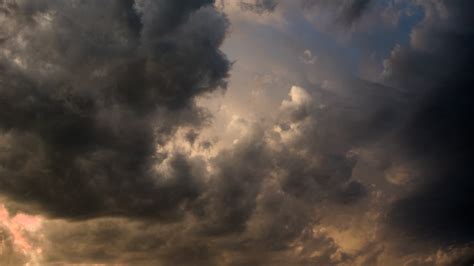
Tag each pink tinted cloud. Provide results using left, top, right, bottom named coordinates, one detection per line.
left=0, top=203, right=43, bottom=257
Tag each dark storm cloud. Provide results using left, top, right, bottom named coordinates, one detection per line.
left=2, top=0, right=473, bottom=265
left=384, top=0, right=474, bottom=246
left=0, top=1, right=388, bottom=263
left=0, top=0, right=230, bottom=219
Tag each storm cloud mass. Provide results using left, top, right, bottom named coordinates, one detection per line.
left=0, top=0, right=473, bottom=265
left=385, top=0, right=474, bottom=246
left=0, top=0, right=229, bottom=220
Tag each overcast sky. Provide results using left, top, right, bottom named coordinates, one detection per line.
left=0, top=0, right=473, bottom=265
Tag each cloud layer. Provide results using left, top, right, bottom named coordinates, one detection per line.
left=0, top=0, right=473, bottom=265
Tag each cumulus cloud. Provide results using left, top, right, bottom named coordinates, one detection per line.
left=0, top=0, right=394, bottom=257
left=2, top=78, right=400, bottom=264
left=0, top=0, right=230, bottom=219
left=0, top=0, right=473, bottom=265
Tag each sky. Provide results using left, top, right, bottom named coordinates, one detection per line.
left=0, top=0, right=473, bottom=265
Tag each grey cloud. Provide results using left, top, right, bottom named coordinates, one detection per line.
left=0, top=0, right=230, bottom=220
left=238, top=0, right=374, bottom=25
left=239, top=0, right=279, bottom=14
left=121, top=81, right=396, bottom=264
left=0, top=0, right=382, bottom=260
left=383, top=0, right=474, bottom=246
left=192, top=128, right=270, bottom=236
left=41, top=219, right=162, bottom=265
left=339, top=0, right=373, bottom=25
left=2, top=0, right=473, bottom=265
left=184, top=80, right=400, bottom=261
left=301, top=0, right=374, bottom=25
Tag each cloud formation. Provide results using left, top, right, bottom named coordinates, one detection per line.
left=0, top=0, right=229, bottom=219
left=301, top=0, right=374, bottom=25
left=239, top=0, right=279, bottom=14
left=384, top=0, right=474, bottom=246
left=31, top=82, right=394, bottom=265
left=238, top=0, right=374, bottom=26
left=0, top=0, right=473, bottom=265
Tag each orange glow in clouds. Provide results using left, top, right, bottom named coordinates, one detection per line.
left=0, top=203, right=43, bottom=259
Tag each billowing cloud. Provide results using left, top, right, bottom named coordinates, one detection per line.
left=26, top=81, right=394, bottom=265
left=383, top=0, right=474, bottom=246
left=0, top=0, right=473, bottom=265
left=0, top=0, right=229, bottom=219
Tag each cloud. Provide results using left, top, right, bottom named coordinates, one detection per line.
left=0, top=0, right=472, bottom=265
left=0, top=0, right=230, bottom=220
left=31, top=81, right=399, bottom=264
left=239, top=0, right=279, bottom=14
left=301, top=0, right=374, bottom=26
left=236, top=0, right=374, bottom=26
left=382, top=0, right=474, bottom=246
left=0, top=203, right=42, bottom=265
